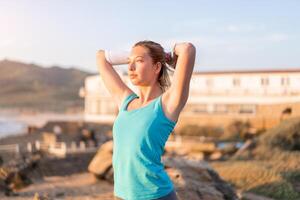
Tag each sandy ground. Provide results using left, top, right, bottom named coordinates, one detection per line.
left=0, top=173, right=115, bottom=200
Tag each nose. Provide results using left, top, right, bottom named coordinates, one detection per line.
left=128, top=60, right=135, bottom=71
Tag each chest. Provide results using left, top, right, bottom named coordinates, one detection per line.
left=113, top=110, right=159, bottom=142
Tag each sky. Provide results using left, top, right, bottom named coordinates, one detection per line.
left=0, top=0, right=299, bottom=73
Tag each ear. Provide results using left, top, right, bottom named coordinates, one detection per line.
left=155, top=62, right=162, bottom=75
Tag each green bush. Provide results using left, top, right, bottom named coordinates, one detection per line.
left=212, top=160, right=300, bottom=200
left=212, top=118, right=300, bottom=199
left=221, top=120, right=252, bottom=141
left=258, top=117, right=300, bottom=151
left=250, top=181, right=300, bottom=200
left=178, top=124, right=223, bottom=137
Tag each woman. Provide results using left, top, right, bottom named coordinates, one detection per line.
left=96, top=40, right=196, bottom=200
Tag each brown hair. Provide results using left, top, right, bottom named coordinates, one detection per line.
left=133, top=40, right=176, bottom=92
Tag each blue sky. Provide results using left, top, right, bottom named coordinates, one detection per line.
left=0, top=0, right=299, bottom=73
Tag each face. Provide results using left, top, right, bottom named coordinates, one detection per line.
left=128, top=45, right=161, bottom=86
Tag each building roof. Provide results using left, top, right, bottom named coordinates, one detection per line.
left=194, top=68, right=300, bottom=75
left=121, top=68, right=300, bottom=76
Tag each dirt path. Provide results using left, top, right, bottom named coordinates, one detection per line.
left=0, top=172, right=114, bottom=200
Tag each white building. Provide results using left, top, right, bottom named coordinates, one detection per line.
left=80, top=69, right=300, bottom=129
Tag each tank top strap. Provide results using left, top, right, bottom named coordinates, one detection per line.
left=120, top=92, right=138, bottom=111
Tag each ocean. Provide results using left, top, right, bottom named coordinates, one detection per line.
left=0, top=116, right=28, bottom=139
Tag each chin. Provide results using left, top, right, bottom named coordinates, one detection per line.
left=130, top=79, right=139, bottom=85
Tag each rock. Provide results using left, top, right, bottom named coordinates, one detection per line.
left=0, top=167, right=13, bottom=196
left=33, top=192, right=50, bottom=200
left=0, top=153, right=40, bottom=196
left=42, top=132, right=58, bottom=147
left=190, top=142, right=216, bottom=153
left=209, top=151, right=223, bottom=161
left=231, top=139, right=254, bottom=159
left=88, top=140, right=113, bottom=178
left=103, top=166, right=114, bottom=183
left=165, top=141, right=217, bottom=159
left=219, top=143, right=238, bottom=155
left=183, top=152, right=205, bottom=161
left=89, top=140, right=238, bottom=200
left=241, top=192, right=275, bottom=200
left=0, top=156, right=3, bottom=166
left=163, top=156, right=239, bottom=200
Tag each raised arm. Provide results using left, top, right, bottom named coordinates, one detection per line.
left=96, top=50, right=133, bottom=110
left=164, top=43, right=196, bottom=118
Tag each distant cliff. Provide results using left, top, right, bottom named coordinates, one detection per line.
left=0, top=59, right=94, bottom=112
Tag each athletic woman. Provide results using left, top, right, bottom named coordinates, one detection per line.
left=96, top=40, right=196, bottom=200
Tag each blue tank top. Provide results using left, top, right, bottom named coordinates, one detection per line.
left=112, top=92, right=177, bottom=200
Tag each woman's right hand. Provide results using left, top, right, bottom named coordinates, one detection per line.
left=165, top=51, right=178, bottom=69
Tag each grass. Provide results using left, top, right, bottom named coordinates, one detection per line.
left=211, top=156, right=300, bottom=200
left=210, top=117, right=300, bottom=200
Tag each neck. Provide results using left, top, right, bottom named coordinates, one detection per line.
left=137, top=83, right=162, bottom=105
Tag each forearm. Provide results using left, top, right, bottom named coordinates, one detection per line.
left=99, top=49, right=130, bottom=66
left=96, top=50, right=111, bottom=72
left=96, top=49, right=130, bottom=76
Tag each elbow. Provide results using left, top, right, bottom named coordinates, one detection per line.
left=180, top=43, right=196, bottom=56
left=96, top=49, right=104, bottom=56
left=96, top=50, right=107, bottom=70
left=184, top=43, right=196, bottom=63
left=96, top=50, right=105, bottom=61
left=186, top=43, right=196, bottom=54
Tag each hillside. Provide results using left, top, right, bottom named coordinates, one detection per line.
left=0, top=59, right=94, bottom=112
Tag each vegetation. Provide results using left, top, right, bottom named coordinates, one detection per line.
left=178, top=124, right=223, bottom=137
left=211, top=117, right=300, bottom=200
left=0, top=59, right=93, bottom=112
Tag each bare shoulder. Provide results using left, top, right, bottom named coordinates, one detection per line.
left=116, top=89, right=135, bottom=110
left=161, top=89, right=181, bottom=123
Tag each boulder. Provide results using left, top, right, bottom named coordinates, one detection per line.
left=88, top=140, right=113, bottom=179
left=0, top=153, right=40, bottom=196
left=88, top=140, right=239, bottom=200
left=163, top=156, right=239, bottom=200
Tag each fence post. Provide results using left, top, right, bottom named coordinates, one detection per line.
left=15, top=144, right=20, bottom=154
left=61, top=142, right=67, bottom=155
left=35, top=140, right=40, bottom=150
left=71, top=141, right=76, bottom=150
left=27, top=142, right=32, bottom=153
left=80, top=141, right=86, bottom=151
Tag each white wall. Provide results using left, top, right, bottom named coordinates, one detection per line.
left=82, top=70, right=300, bottom=121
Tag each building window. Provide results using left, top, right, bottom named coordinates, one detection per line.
left=97, top=100, right=101, bottom=114
left=91, top=100, right=98, bottom=114
left=206, top=78, right=213, bottom=87
left=233, top=78, right=240, bottom=87
left=281, top=77, right=290, bottom=86
left=214, top=104, right=228, bottom=113
left=239, top=104, right=256, bottom=114
left=87, top=99, right=95, bottom=114
left=194, top=104, right=207, bottom=113
left=261, top=77, right=269, bottom=86
left=186, top=104, right=207, bottom=113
